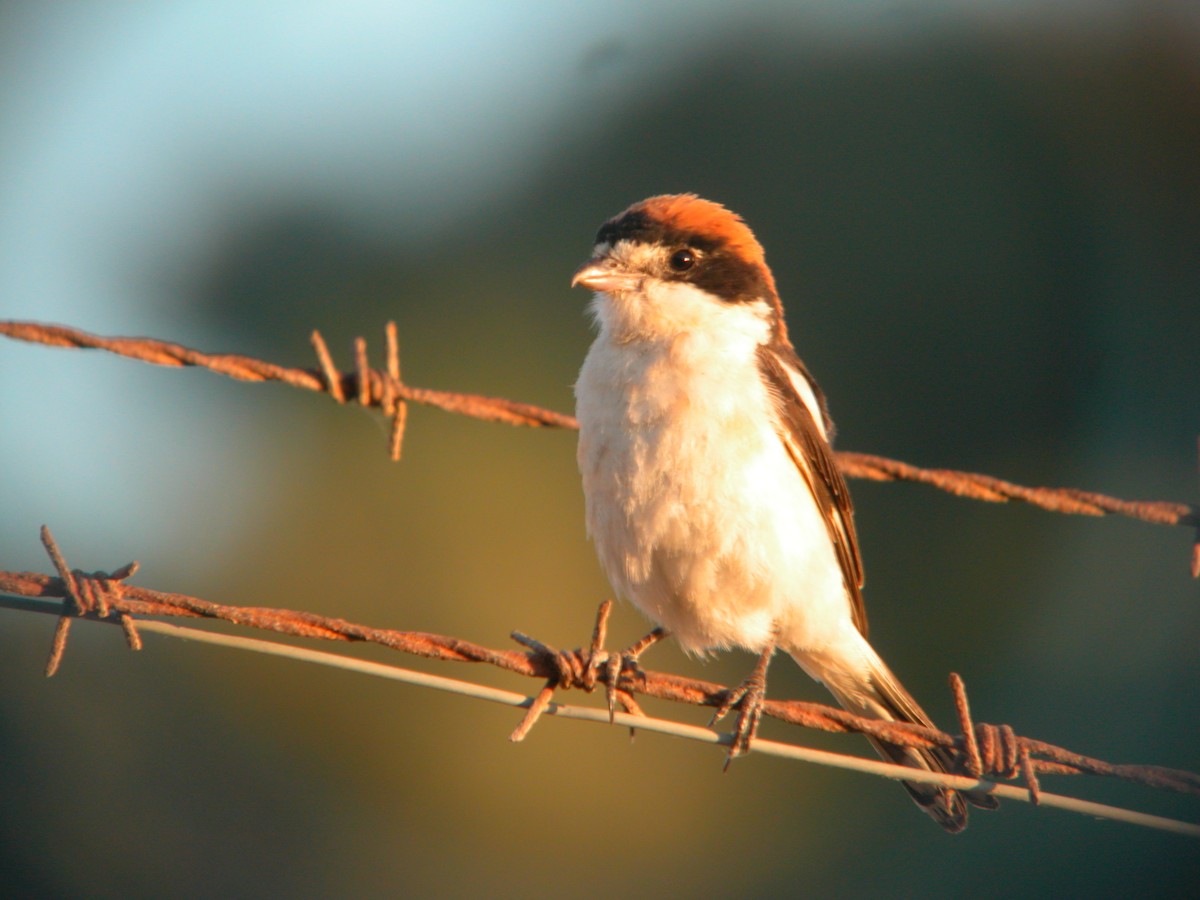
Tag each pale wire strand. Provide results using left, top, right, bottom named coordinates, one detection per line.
left=5, top=599, right=1190, bottom=840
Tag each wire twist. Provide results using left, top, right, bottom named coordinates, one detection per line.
left=39, top=525, right=142, bottom=675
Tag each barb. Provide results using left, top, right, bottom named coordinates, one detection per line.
left=2, top=320, right=1195, bottom=569
left=2, top=529, right=1198, bottom=807
left=37, top=524, right=142, bottom=676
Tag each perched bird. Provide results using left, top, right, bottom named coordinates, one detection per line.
left=571, top=194, right=993, bottom=832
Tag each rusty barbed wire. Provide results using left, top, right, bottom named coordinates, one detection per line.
left=2, top=527, right=1197, bottom=805
left=2, top=319, right=1196, bottom=574
left=836, top=450, right=1197, bottom=527
left=0, top=320, right=577, bottom=462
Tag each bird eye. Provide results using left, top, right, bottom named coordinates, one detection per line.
left=668, top=248, right=696, bottom=272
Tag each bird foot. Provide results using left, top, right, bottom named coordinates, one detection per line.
left=586, top=607, right=666, bottom=724
left=709, top=637, right=777, bottom=769
left=710, top=671, right=768, bottom=770
left=509, top=601, right=665, bottom=742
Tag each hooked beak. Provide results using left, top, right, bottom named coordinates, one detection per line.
left=571, top=258, right=642, bottom=293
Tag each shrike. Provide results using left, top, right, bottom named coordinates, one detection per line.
left=571, top=194, right=993, bottom=831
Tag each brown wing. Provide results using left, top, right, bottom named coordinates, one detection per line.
left=756, top=343, right=868, bottom=637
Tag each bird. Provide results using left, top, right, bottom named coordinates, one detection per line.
left=570, top=193, right=995, bottom=832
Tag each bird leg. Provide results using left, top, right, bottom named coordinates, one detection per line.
left=710, top=629, right=779, bottom=769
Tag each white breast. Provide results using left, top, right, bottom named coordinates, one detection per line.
left=574, top=287, right=854, bottom=657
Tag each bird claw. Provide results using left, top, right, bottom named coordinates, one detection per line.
left=591, top=619, right=666, bottom=725
left=710, top=635, right=777, bottom=769
left=602, top=651, right=622, bottom=723
left=512, top=601, right=663, bottom=741
left=710, top=670, right=769, bottom=770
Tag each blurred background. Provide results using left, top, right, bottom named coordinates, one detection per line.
left=1, top=1, right=1198, bottom=896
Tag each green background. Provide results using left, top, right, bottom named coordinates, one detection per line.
left=1, top=3, right=1197, bottom=897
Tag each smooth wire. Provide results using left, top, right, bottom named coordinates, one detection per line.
left=96, top=613, right=1200, bottom=840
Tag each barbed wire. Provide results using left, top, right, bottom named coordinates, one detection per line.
left=6, top=593, right=1197, bottom=838
left=1, top=319, right=1196, bottom=575
left=2, top=526, right=1197, bottom=820
left=2, top=319, right=1197, bottom=835
left=0, top=319, right=576, bottom=461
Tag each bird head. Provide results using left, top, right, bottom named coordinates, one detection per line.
left=572, top=194, right=790, bottom=346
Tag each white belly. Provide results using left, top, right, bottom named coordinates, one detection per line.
left=575, top=332, right=854, bottom=656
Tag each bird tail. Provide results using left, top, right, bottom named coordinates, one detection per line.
left=792, top=643, right=997, bottom=833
